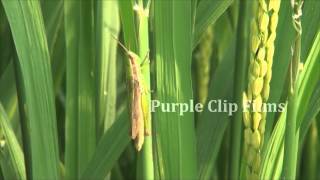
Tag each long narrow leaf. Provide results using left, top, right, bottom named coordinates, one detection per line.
left=197, top=40, right=235, bottom=179
left=1, top=1, right=60, bottom=179
left=95, top=0, right=120, bottom=138
left=261, top=109, right=286, bottom=179
left=0, top=104, right=26, bottom=180
left=153, top=1, right=197, bottom=179
left=300, top=84, right=320, bottom=140
left=297, top=31, right=320, bottom=129
left=64, top=0, right=96, bottom=178
left=266, top=0, right=320, bottom=141
left=80, top=109, right=130, bottom=179
left=193, top=0, right=233, bottom=48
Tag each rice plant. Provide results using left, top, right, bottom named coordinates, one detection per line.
left=0, top=0, right=319, bottom=180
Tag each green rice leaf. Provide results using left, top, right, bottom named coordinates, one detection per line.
left=64, top=0, right=96, bottom=178
left=297, top=31, right=320, bottom=140
left=41, top=0, right=65, bottom=93
left=265, top=0, right=320, bottom=141
left=80, top=110, right=130, bottom=179
left=193, top=0, right=233, bottom=47
left=197, top=38, right=235, bottom=180
left=0, top=3, right=13, bottom=77
left=153, top=1, right=197, bottom=179
left=300, top=84, right=320, bottom=141
left=0, top=64, right=17, bottom=121
left=1, top=1, right=60, bottom=179
left=41, top=0, right=63, bottom=52
left=118, top=0, right=138, bottom=52
left=261, top=19, right=320, bottom=180
left=0, top=103, right=26, bottom=180
left=95, top=0, right=120, bottom=138
left=260, top=109, right=286, bottom=180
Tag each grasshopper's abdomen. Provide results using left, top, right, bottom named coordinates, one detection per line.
left=128, top=55, right=145, bottom=151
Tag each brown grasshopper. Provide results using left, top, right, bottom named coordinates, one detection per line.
left=112, top=36, right=150, bottom=151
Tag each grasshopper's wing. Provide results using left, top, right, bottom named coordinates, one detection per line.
left=125, top=59, right=135, bottom=138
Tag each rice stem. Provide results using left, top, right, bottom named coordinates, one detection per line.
left=229, top=1, right=249, bottom=179
left=282, top=0, right=303, bottom=179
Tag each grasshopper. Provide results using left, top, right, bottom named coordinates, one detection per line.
left=112, top=36, right=151, bottom=151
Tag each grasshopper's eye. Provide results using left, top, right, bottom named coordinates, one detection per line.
left=128, top=52, right=139, bottom=61
left=128, top=53, right=135, bottom=60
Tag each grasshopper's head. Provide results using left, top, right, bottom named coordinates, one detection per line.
left=128, top=51, right=140, bottom=62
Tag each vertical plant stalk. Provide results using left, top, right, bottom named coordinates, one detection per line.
left=283, top=0, right=303, bottom=179
left=229, top=1, right=248, bottom=179
left=118, top=0, right=153, bottom=178
left=243, top=0, right=281, bottom=179
left=135, top=1, right=155, bottom=180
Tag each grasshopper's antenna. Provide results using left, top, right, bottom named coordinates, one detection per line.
left=111, top=34, right=130, bottom=53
